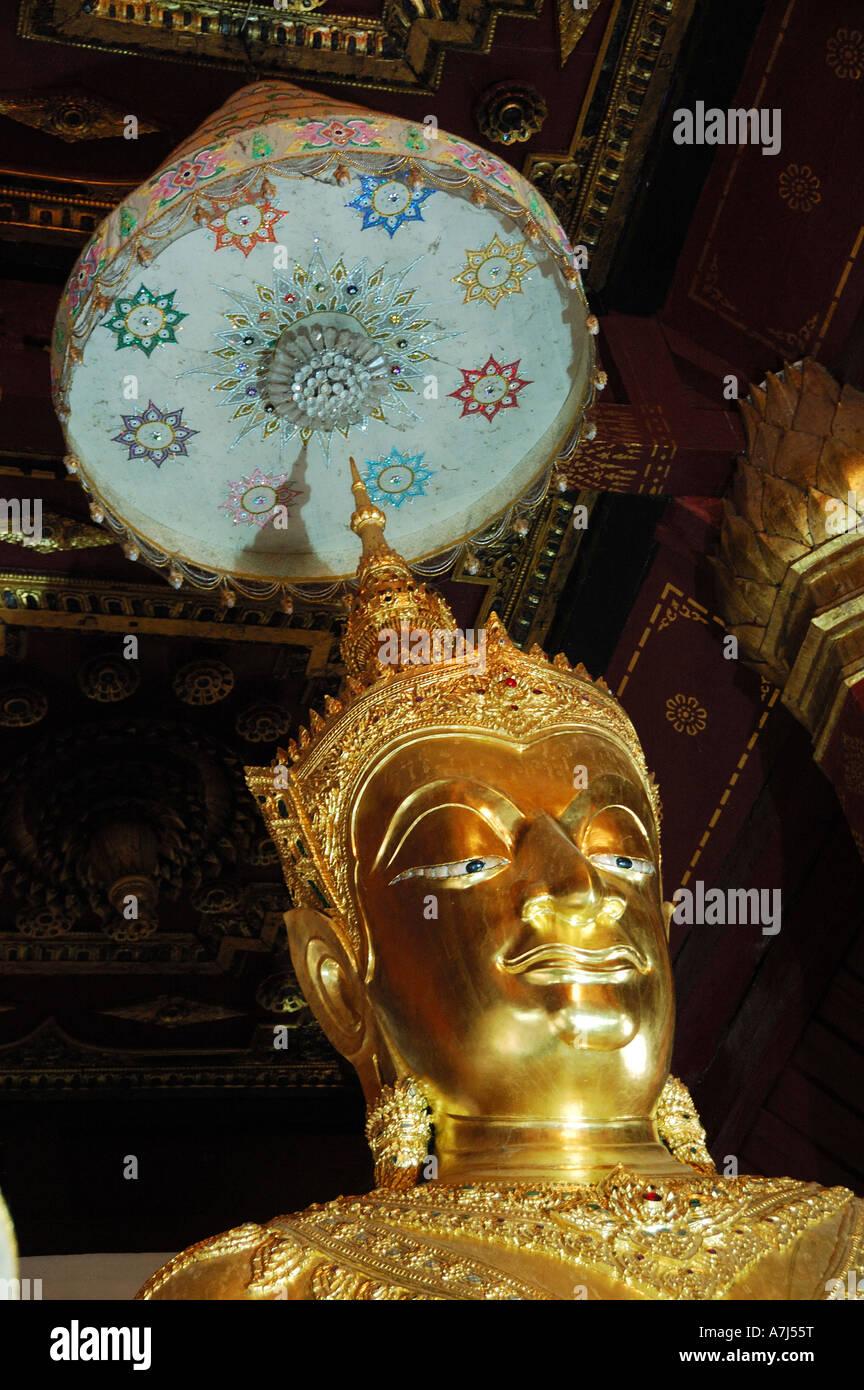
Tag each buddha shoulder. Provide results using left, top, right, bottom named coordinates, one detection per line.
left=135, top=1191, right=539, bottom=1302
left=137, top=1215, right=333, bottom=1302
left=137, top=1175, right=864, bottom=1301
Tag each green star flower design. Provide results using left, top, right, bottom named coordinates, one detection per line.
left=103, top=284, right=187, bottom=357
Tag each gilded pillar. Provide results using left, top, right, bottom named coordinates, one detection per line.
left=713, top=359, right=864, bottom=856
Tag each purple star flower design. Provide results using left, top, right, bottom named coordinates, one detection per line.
left=112, top=401, right=198, bottom=467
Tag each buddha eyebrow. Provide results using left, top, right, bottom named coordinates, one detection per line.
left=561, top=792, right=654, bottom=846
left=376, top=782, right=520, bottom=871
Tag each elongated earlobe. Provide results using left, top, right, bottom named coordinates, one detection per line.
left=285, top=906, right=382, bottom=1104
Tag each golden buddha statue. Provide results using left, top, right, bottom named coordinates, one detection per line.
left=139, top=464, right=863, bottom=1301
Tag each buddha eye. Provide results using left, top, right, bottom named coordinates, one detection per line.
left=589, top=853, right=655, bottom=880
left=389, top=855, right=509, bottom=886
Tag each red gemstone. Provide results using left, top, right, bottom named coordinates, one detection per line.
left=643, top=1190, right=660, bottom=1201
left=283, top=294, right=295, bottom=303
left=504, top=676, right=517, bottom=688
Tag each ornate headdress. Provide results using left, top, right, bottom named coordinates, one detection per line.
left=246, top=463, right=660, bottom=965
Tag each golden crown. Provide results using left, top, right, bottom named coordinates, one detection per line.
left=246, top=463, right=660, bottom=963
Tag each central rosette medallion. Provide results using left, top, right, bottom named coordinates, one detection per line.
left=264, top=318, right=390, bottom=430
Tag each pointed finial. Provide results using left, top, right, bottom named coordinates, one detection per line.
left=341, top=456, right=457, bottom=686
left=349, top=456, right=387, bottom=554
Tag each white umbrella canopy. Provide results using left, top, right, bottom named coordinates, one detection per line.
left=0, top=1187, right=17, bottom=1295
left=52, top=82, right=598, bottom=602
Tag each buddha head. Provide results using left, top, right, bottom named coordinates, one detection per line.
left=247, top=465, right=674, bottom=1181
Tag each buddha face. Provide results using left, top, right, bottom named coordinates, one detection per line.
left=350, top=728, right=674, bottom=1123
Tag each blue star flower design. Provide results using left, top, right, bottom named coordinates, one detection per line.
left=346, top=175, right=435, bottom=237
left=363, top=449, right=433, bottom=508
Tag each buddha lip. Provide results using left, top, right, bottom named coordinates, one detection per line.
left=499, top=943, right=648, bottom=975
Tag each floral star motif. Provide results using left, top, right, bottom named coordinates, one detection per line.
left=207, top=194, right=289, bottom=258
left=665, top=693, right=708, bottom=737
left=103, top=284, right=187, bottom=356
left=777, top=163, right=821, bottom=214
left=361, top=449, right=433, bottom=509
left=346, top=174, right=435, bottom=237
left=826, top=27, right=864, bottom=81
left=447, top=141, right=514, bottom=190
left=300, top=118, right=381, bottom=148
left=449, top=354, right=532, bottom=422
left=200, top=248, right=454, bottom=460
left=112, top=401, right=198, bottom=467
left=151, top=148, right=225, bottom=205
left=67, top=239, right=104, bottom=316
left=452, top=236, right=534, bottom=309
left=220, top=469, right=301, bottom=528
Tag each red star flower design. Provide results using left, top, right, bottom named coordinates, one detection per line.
left=448, top=354, right=532, bottom=422
left=208, top=194, right=288, bottom=258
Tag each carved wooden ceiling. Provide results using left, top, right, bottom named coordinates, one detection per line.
left=1, top=0, right=681, bottom=1110
left=5, top=1, right=689, bottom=277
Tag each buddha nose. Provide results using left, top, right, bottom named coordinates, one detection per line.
left=518, top=812, right=608, bottom=927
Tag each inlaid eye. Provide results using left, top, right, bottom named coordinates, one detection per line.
left=389, top=855, right=509, bottom=885
left=588, top=853, right=654, bottom=880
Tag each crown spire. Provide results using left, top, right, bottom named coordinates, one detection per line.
left=340, top=457, right=457, bottom=686
left=349, top=456, right=388, bottom=557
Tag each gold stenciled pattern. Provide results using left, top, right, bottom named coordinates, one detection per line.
left=826, top=28, right=864, bottom=81
left=665, top=693, right=708, bottom=737
left=778, top=163, right=822, bottom=214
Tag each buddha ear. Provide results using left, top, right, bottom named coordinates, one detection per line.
left=285, top=907, right=382, bottom=1103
